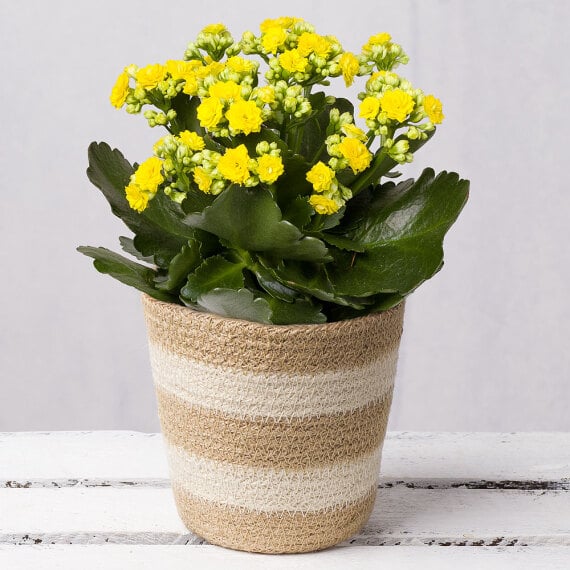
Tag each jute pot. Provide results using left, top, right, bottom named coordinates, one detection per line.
left=142, top=294, right=405, bottom=554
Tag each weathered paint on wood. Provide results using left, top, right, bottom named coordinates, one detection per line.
left=0, top=486, right=568, bottom=546
left=1, top=545, right=569, bottom=570
left=0, top=432, right=568, bottom=566
left=1, top=431, right=568, bottom=488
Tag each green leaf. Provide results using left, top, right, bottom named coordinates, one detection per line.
left=235, top=127, right=289, bottom=156
left=132, top=234, right=182, bottom=269
left=328, top=169, right=470, bottom=295
left=281, top=196, right=313, bottom=229
left=87, top=142, right=139, bottom=234
left=318, top=233, right=366, bottom=252
left=319, top=207, right=346, bottom=231
left=179, top=188, right=216, bottom=215
left=263, top=296, right=327, bottom=325
left=322, top=292, right=402, bottom=321
left=142, top=191, right=195, bottom=240
left=298, top=92, right=328, bottom=159
left=383, top=170, right=403, bottom=179
left=287, top=91, right=326, bottom=132
left=350, top=130, right=435, bottom=195
left=87, top=142, right=187, bottom=265
left=196, top=288, right=272, bottom=324
left=169, top=94, right=203, bottom=135
left=258, top=258, right=370, bottom=309
left=119, top=236, right=155, bottom=264
left=77, top=246, right=175, bottom=302
left=155, top=239, right=202, bottom=292
left=253, top=265, right=299, bottom=302
left=87, top=142, right=192, bottom=239
left=180, top=255, right=245, bottom=303
left=300, top=96, right=355, bottom=161
left=368, top=293, right=405, bottom=312
left=274, top=154, right=313, bottom=207
left=331, top=97, right=354, bottom=116
left=184, top=185, right=330, bottom=262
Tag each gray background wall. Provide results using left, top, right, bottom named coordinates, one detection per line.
left=1, top=0, right=568, bottom=432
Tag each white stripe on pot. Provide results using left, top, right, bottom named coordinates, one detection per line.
left=149, top=344, right=398, bottom=420
left=167, top=443, right=382, bottom=513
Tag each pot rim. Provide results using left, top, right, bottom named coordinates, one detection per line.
left=141, top=293, right=405, bottom=333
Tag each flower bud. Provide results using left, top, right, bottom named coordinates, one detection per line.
left=283, top=96, right=297, bottom=113
left=392, top=140, right=410, bottom=154
left=338, top=112, right=353, bottom=127
left=329, top=108, right=340, bottom=125
left=407, top=126, right=420, bottom=140
left=297, top=101, right=312, bottom=115
left=256, top=141, right=271, bottom=155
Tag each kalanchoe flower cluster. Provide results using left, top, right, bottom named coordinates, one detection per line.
left=150, top=132, right=284, bottom=202
left=108, top=17, right=445, bottom=215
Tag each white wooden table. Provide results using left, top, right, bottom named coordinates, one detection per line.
left=0, top=432, right=568, bottom=569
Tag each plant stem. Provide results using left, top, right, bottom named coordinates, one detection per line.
left=350, top=149, right=393, bottom=196
left=310, top=142, right=326, bottom=165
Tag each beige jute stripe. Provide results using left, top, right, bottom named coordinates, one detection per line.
left=157, top=385, right=393, bottom=468
left=172, top=485, right=377, bottom=554
left=149, top=342, right=398, bottom=419
left=167, top=443, right=382, bottom=512
left=143, top=295, right=404, bottom=374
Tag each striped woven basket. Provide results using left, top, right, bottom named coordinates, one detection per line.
left=142, top=294, right=405, bottom=553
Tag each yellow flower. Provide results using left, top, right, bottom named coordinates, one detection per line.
left=297, top=33, right=331, bottom=58
left=309, top=194, right=340, bottom=215
left=341, top=123, right=367, bottom=141
left=260, top=16, right=300, bottom=33
left=363, top=32, right=392, bottom=52
left=255, top=85, right=275, bottom=104
left=132, top=157, right=164, bottom=192
left=197, top=97, right=224, bottom=130
left=359, top=96, right=381, bottom=120
left=306, top=162, right=336, bottom=192
left=379, top=89, right=415, bottom=122
left=195, top=61, right=225, bottom=79
left=337, top=138, right=373, bottom=174
left=217, top=145, right=251, bottom=185
left=202, top=23, right=226, bottom=35
left=179, top=131, right=205, bottom=151
left=152, top=136, right=167, bottom=154
left=165, top=60, right=198, bottom=81
left=125, top=183, right=149, bottom=213
left=257, top=155, right=284, bottom=184
left=261, top=26, right=288, bottom=54
left=135, top=63, right=166, bottom=89
left=193, top=167, right=213, bottom=193
left=110, top=71, right=130, bottom=109
left=182, top=75, right=199, bottom=96
left=423, top=94, right=444, bottom=124
left=279, top=49, right=308, bottom=73
left=209, top=80, right=242, bottom=102
left=226, top=56, right=255, bottom=73
left=339, top=52, right=359, bottom=87
left=226, top=99, right=263, bottom=135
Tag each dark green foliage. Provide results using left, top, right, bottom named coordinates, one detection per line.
left=79, top=142, right=469, bottom=324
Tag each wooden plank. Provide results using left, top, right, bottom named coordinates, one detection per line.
left=1, top=432, right=569, bottom=488
left=1, top=486, right=568, bottom=546
left=384, top=432, right=570, bottom=488
left=0, top=432, right=169, bottom=485
left=0, top=545, right=569, bottom=570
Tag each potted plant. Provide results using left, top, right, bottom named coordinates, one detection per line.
left=79, top=16, right=469, bottom=553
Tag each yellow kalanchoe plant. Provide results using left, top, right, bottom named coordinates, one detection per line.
left=79, top=17, right=469, bottom=325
